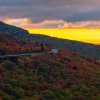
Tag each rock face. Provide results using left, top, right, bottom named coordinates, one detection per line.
left=0, top=21, right=29, bottom=38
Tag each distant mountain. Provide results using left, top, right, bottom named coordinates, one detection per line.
left=0, top=21, right=99, bottom=59
left=0, top=21, right=29, bottom=38
left=28, top=34, right=100, bottom=60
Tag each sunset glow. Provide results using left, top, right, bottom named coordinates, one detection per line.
left=1, top=0, right=100, bottom=45
left=1, top=18, right=100, bottom=45
left=27, top=28, right=100, bottom=44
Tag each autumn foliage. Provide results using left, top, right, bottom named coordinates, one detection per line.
left=0, top=32, right=100, bottom=100
left=0, top=32, right=51, bottom=55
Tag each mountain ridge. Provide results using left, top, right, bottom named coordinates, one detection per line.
left=0, top=21, right=100, bottom=60
left=0, top=21, right=29, bottom=38
left=0, top=21, right=100, bottom=100
left=27, top=34, right=100, bottom=60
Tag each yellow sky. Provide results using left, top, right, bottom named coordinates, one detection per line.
left=2, top=18, right=100, bottom=44
left=26, top=28, right=100, bottom=44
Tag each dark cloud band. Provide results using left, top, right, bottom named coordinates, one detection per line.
left=0, top=0, right=100, bottom=22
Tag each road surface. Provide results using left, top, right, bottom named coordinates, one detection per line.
left=0, top=49, right=58, bottom=59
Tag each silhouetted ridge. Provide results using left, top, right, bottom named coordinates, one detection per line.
left=28, top=34, right=100, bottom=60
left=0, top=21, right=29, bottom=38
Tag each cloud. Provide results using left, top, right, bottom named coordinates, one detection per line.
left=0, top=0, right=100, bottom=6
left=61, top=21, right=100, bottom=28
left=2, top=18, right=100, bottom=28
left=2, top=18, right=66, bottom=28
left=3, top=18, right=31, bottom=27
left=0, top=0, right=100, bottom=27
left=0, top=0, right=100, bottom=23
left=66, top=7, right=100, bottom=22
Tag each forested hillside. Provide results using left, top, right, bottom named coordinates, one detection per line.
left=0, top=49, right=100, bottom=100
left=28, top=34, right=100, bottom=60
left=0, top=21, right=28, bottom=38
left=0, top=21, right=100, bottom=59
left=0, top=32, right=50, bottom=55
left=0, top=22, right=100, bottom=100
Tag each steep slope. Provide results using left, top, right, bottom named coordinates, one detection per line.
left=0, top=23, right=100, bottom=99
left=0, top=32, right=51, bottom=55
left=0, top=49, right=100, bottom=100
left=0, top=21, right=29, bottom=38
left=28, top=34, right=100, bottom=60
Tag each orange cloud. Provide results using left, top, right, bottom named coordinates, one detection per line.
left=2, top=17, right=100, bottom=28
left=2, top=18, right=31, bottom=28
